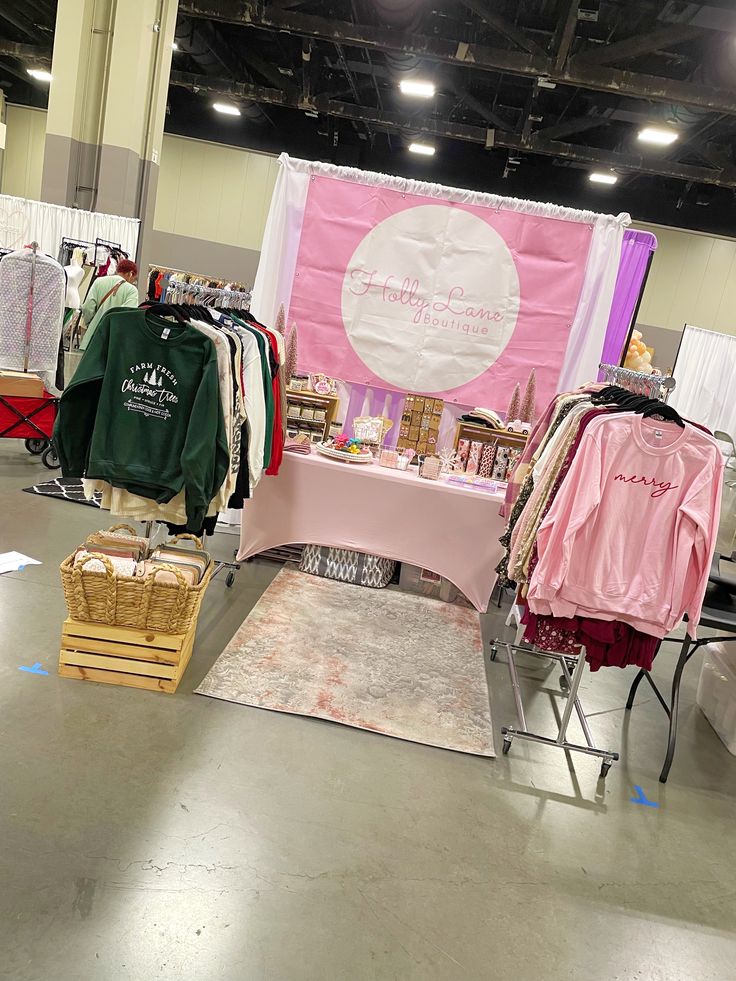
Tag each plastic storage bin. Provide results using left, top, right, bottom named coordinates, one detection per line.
left=697, top=643, right=736, bottom=756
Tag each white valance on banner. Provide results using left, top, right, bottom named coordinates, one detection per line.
left=0, top=193, right=140, bottom=261
left=252, top=153, right=629, bottom=394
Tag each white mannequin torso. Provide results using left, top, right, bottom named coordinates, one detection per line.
left=64, top=263, right=84, bottom=309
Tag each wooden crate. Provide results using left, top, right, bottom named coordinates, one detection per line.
left=58, top=617, right=197, bottom=693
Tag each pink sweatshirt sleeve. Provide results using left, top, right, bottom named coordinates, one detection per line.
left=675, top=450, right=724, bottom=639
left=530, top=429, right=603, bottom=601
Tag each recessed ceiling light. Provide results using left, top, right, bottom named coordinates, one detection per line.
left=399, top=79, right=436, bottom=98
left=409, top=142, right=435, bottom=156
left=638, top=126, right=678, bottom=146
left=213, top=103, right=241, bottom=116
left=171, top=41, right=179, bottom=50
left=589, top=171, right=618, bottom=185
left=26, top=68, right=52, bottom=83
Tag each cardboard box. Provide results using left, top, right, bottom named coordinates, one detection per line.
left=0, top=370, right=44, bottom=398
left=399, top=563, right=473, bottom=608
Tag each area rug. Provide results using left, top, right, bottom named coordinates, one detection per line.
left=196, top=567, right=494, bottom=757
left=22, top=477, right=101, bottom=508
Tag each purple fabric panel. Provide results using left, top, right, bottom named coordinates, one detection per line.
left=342, top=385, right=405, bottom=447
left=344, top=384, right=367, bottom=432
left=598, top=229, right=658, bottom=377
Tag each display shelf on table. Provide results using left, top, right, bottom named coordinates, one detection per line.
left=59, top=617, right=197, bottom=693
left=453, top=421, right=528, bottom=453
left=453, top=421, right=528, bottom=481
left=286, top=388, right=340, bottom=443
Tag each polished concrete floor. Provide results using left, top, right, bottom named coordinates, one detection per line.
left=1, top=441, right=736, bottom=981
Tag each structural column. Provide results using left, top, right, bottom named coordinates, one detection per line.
left=41, top=0, right=177, bottom=227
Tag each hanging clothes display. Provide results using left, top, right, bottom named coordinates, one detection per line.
left=0, top=245, right=65, bottom=390
left=497, top=383, right=724, bottom=671
left=54, top=286, right=283, bottom=533
left=55, top=308, right=230, bottom=531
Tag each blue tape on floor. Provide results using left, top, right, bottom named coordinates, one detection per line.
left=19, top=662, right=48, bottom=676
left=630, top=785, right=659, bottom=808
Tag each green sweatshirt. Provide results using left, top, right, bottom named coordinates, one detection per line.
left=55, top=308, right=230, bottom=531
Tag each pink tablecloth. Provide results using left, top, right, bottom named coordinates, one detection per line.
left=238, top=453, right=506, bottom=612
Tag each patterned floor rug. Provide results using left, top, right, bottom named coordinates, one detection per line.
left=196, top=567, right=495, bottom=757
left=22, top=477, right=101, bottom=508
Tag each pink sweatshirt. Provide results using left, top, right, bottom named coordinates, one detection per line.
left=528, top=414, right=724, bottom=638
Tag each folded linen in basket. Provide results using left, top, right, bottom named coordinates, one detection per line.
left=73, top=549, right=137, bottom=577
left=135, top=560, right=199, bottom=585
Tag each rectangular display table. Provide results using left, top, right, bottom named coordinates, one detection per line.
left=238, top=452, right=506, bottom=612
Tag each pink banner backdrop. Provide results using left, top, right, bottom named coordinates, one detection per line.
left=289, top=175, right=593, bottom=407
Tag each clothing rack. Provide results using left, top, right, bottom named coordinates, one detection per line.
left=492, top=640, right=620, bottom=778
left=598, top=362, right=675, bottom=402
left=164, top=281, right=251, bottom=310
left=149, top=264, right=245, bottom=289
left=58, top=238, right=95, bottom=266
left=93, top=238, right=126, bottom=266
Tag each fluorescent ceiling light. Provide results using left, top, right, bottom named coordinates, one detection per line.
left=213, top=102, right=241, bottom=116
left=26, top=68, right=52, bottom=83
left=589, top=172, right=618, bottom=185
left=399, top=79, right=436, bottom=98
left=409, top=142, right=435, bottom=156
left=638, top=126, right=678, bottom=146
left=171, top=41, right=179, bottom=50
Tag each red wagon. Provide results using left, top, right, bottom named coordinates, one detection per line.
left=0, top=390, right=59, bottom=468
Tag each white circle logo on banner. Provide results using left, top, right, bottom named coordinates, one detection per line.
left=341, top=204, right=520, bottom=393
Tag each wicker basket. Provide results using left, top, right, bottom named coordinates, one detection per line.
left=60, top=535, right=213, bottom=633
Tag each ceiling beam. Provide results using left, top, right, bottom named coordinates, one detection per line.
left=450, top=81, right=515, bottom=131
left=168, top=70, right=736, bottom=188
left=177, top=2, right=736, bottom=116
left=239, top=47, right=298, bottom=96
left=550, top=0, right=579, bottom=72
left=0, top=7, right=44, bottom=41
left=574, top=23, right=707, bottom=66
left=532, top=114, right=610, bottom=141
left=459, top=1, right=545, bottom=57
left=0, top=40, right=51, bottom=64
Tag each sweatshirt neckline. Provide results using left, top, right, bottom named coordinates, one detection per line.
left=136, top=310, right=191, bottom=346
left=631, top=413, right=689, bottom=455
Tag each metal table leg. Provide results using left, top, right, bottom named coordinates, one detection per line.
left=659, top=636, right=693, bottom=783
left=626, top=668, right=646, bottom=710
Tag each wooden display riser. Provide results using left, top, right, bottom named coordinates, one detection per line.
left=59, top=617, right=197, bottom=693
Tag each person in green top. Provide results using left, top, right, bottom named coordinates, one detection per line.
left=79, top=258, right=139, bottom=351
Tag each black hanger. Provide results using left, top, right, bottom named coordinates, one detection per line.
left=616, top=393, right=653, bottom=410
left=641, top=401, right=685, bottom=427
left=591, top=385, right=626, bottom=403
left=142, top=301, right=189, bottom=324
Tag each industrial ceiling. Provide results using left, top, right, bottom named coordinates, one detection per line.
left=4, top=1, right=736, bottom=232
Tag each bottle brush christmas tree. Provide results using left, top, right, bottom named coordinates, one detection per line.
left=519, top=369, right=537, bottom=424
left=284, top=322, right=298, bottom=386
left=275, top=303, right=286, bottom=336
left=506, top=383, right=521, bottom=422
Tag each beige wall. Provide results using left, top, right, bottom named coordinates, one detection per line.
left=634, top=220, right=736, bottom=336
left=1, top=105, right=46, bottom=200
left=153, top=134, right=279, bottom=251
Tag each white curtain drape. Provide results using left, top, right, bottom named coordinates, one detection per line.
left=251, top=153, right=629, bottom=388
left=0, top=194, right=140, bottom=260
left=671, top=324, right=736, bottom=439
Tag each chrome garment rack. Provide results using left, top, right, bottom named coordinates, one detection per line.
left=492, top=640, right=620, bottom=779
left=164, top=281, right=251, bottom=310
left=598, top=363, right=675, bottom=402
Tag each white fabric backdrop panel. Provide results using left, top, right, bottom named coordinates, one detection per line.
left=671, top=324, right=736, bottom=439
left=0, top=194, right=140, bottom=259
left=251, top=154, right=628, bottom=400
